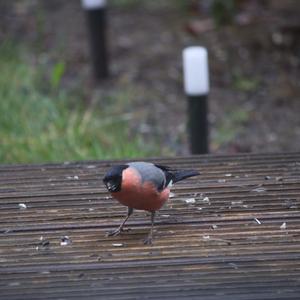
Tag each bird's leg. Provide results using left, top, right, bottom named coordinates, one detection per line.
left=144, top=211, right=156, bottom=245
left=106, top=207, right=133, bottom=237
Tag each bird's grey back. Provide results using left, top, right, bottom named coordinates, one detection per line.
left=127, top=162, right=166, bottom=191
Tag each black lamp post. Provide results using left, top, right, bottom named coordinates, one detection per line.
left=183, top=46, right=210, bottom=154
left=82, top=0, right=109, bottom=79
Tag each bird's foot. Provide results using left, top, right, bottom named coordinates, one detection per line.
left=106, top=227, right=130, bottom=237
left=106, top=228, right=122, bottom=237
left=143, top=235, right=153, bottom=245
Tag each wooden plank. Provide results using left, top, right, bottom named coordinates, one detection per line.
left=0, top=153, right=300, bottom=299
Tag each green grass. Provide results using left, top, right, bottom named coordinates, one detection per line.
left=0, top=42, right=155, bottom=164
left=232, top=73, right=260, bottom=93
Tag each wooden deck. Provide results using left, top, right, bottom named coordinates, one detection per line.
left=0, top=153, right=300, bottom=299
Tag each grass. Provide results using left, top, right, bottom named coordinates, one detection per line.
left=0, top=42, right=156, bottom=164
left=232, top=73, right=260, bottom=93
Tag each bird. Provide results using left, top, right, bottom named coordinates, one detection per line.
left=103, top=161, right=199, bottom=244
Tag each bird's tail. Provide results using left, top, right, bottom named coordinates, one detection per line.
left=172, top=170, right=200, bottom=183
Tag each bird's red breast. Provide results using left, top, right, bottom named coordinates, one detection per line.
left=111, top=167, right=170, bottom=211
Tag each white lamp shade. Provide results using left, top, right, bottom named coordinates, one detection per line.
left=183, top=46, right=209, bottom=96
left=81, top=0, right=107, bottom=9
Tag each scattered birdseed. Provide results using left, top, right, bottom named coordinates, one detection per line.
left=280, top=222, right=287, bottom=230
left=18, top=203, right=27, bottom=210
left=86, top=165, right=96, bottom=169
left=66, top=175, right=79, bottom=180
left=60, top=236, right=72, bottom=246
left=228, top=263, right=238, bottom=269
left=161, top=214, right=170, bottom=218
left=251, top=187, right=266, bottom=193
left=254, top=218, right=262, bottom=225
left=203, top=197, right=210, bottom=203
left=185, top=198, right=196, bottom=204
left=231, top=200, right=243, bottom=205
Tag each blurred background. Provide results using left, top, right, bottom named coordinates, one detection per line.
left=0, top=0, right=299, bottom=163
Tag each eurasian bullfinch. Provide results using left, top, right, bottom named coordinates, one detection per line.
left=103, top=162, right=199, bottom=244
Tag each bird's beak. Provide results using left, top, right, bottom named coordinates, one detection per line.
left=106, top=181, right=113, bottom=191
left=105, top=181, right=116, bottom=192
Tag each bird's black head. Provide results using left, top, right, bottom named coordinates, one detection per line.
left=103, top=164, right=128, bottom=192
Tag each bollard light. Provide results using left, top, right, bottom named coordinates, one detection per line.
left=81, top=0, right=109, bottom=79
left=81, top=0, right=107, bottom=9
left=183, top=46, right=210, bottom=154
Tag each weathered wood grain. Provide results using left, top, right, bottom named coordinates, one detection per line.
left=0, top=153, right=300, bottom=299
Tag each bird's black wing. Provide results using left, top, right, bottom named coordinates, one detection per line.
left=155, top=164, right=200, bottom=185
left=154, top=164, right=175, bottom=188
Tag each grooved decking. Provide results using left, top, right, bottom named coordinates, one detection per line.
left=1, top=153, right=300, bottom=299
